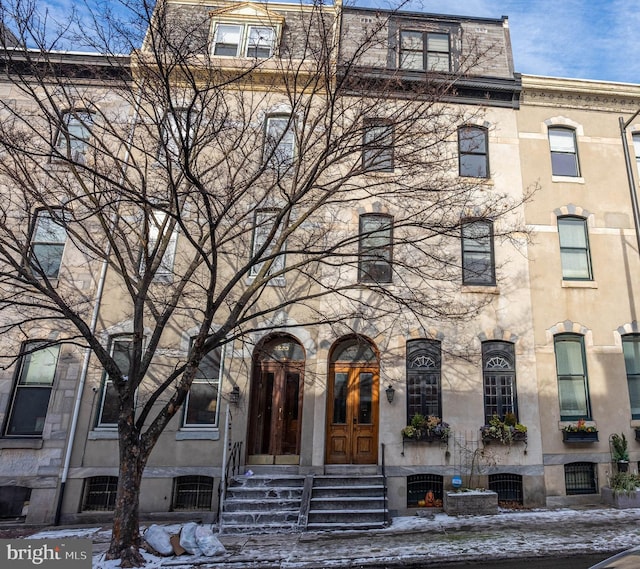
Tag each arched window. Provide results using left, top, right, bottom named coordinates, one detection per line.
left=482, top=341, right=517, bottom=424
left=406, top=339, right=441, bottom=419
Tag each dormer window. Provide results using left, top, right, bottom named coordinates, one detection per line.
left=212, top=23, right=276, bottom=58
left=399, top=30, right=450, bottom=72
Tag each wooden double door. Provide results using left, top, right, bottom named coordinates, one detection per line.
left=326, top=365, right=379, bottom=464
left=247, top=338, right=304, bottom=465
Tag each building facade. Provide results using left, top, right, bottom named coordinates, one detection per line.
left=0, top=0, right=639, bottom=526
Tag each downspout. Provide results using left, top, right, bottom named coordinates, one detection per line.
left=54, top=77, right=144, bottom=525
left=619, top=112, right=640, bottom=257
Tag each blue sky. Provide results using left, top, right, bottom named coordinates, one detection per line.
left=405, top=0, right=640, bottom=83
left=31, top=1, right=640, bottom=83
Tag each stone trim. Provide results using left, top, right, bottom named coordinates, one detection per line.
left=477, top=328, right=519, bottom=344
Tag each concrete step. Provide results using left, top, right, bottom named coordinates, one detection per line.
left=310, top=496, right=386, bottom=510
left=306, top=520, right=386, bottom=531
left=224, top=498, right=301, bottom=512
left=312, top=475, right=384, bottom=487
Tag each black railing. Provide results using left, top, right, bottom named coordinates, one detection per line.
left=381, top=443, right=390, bottom=525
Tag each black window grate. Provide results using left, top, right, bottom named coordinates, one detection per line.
left=0, top=486, right=31, bottom=518
left=82, top=476, right=118, bottom=511
left=172, top=475, right=214, bottom=511
left=565, top=462, right=597, bottom=495
left=488, top=473, right=523, bottom=505
left=407, top=474, right=443, bottom=507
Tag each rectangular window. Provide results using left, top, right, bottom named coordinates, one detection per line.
left=249, top=209, right=285, bottom=280
left=264, top=115, right=295, bottom=169
left=549, top=127, right=579, bottom=177
left=564, top=462, right=597, bottom=495
left=622, top=335, right=640, bottom=419
left=31, top=210, right=66, bottom=279
left=554, top=334, right=591, bottom=421
left=358, top=214, right=393, bottom=283
left=362, top=120, right=393, bottom=172
left=633, top=133, right=640, bottom=178
left=82, top=476, right=118, bottom=511
left=212, top=23, right=275, bottom=58
left=97, top=336, right=133, bottom=428
left=406, top=340, right=441, bottom=419
left=462, top=220, right=495, bottom=285
left=140, top=211, right=179, bottom=279
left=399, top=30, right=450, bottom=72
left=160, top=109, right=191, bottom=164
left=172, top=475, right=213, bottom=510
left=55, top=111, right=92, bottom=159
left=558, top=217, right=592, bottom=280
left=184, top=344, right=222, bottom=427
left=5, top=342, right=60, bottom=436
left=459, top=126, right=488, bottom=178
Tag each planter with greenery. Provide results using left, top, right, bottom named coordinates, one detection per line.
left=611, top=433, right=630, bottom=472
left=601, top=472, right=640, bottom=509
left=480, top=413, right=527, bottom=445
left=562, top=419, right=598, bottom=442
left=401, top=414, right=450, bottom=443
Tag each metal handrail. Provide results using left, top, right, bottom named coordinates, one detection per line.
left=217, top=405, right=243, bottom=531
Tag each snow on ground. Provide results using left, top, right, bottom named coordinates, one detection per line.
left=19, top=507, right=640, bottom=568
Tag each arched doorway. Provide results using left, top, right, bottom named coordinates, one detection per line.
left=247, top=335, right=305, bottom=465
left=326, top=336, right=379, bottom=464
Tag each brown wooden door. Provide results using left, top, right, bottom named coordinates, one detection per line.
left=248, top=361, right=303, bottom=464
left=326, top=366, right=378, bottom=464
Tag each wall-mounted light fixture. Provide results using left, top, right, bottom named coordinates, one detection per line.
left=229, top=385, right=240, bottom=405
left=385, top=384, right=395, bottom=404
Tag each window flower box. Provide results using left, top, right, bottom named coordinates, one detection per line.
left=401, top=415, right=450, bottom=444
left=562, top=419, right=598, bottom=442
left=480, top=414, right=527, bottom=445
left=562, top=430, right=598, bottom=442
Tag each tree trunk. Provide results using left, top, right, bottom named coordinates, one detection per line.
left=106, top=429, right=147, bottom=567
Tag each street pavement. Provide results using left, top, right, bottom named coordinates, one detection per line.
left=2, top=505, right=640, bottom=568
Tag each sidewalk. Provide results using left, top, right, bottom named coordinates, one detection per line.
left=4, top=506, right=640, bottom=568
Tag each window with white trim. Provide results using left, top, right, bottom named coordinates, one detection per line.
left=459, top=126, right=488, bottom=178
left=212, top=23, right=276, bottom=58
left=141, top=211, right=179, bottom=279
left=557, top=216, right=592, bottom=281
left=264, top=115, right=295, bottom=170
left=184, top=343, right=222, bottom=427
left=96, top=336, right=133, bottom=428
left=363, top=120, right=393, bottom=172
left=30, top=209, right=66, bottom=279
left=399, top=30, right=450, bottom=71
left=55, top=111, right=92, bottom=160
left=4, top=341, right=60, bottom=437
left=461, top=219, right=495, bottom=285
left=554, top=334, right=591, bottom=421
left=358, top=214, right=393, bottom=283
left=160, top=109, right=193, bottom=164
left=249, top=209, right=285, bottom=280
left=549, top=127, right=580, bottom=177
left=622, top=334, right=640, bottom=420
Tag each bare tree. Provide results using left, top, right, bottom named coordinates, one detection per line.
left=0, top=0, right=527, bottom=565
